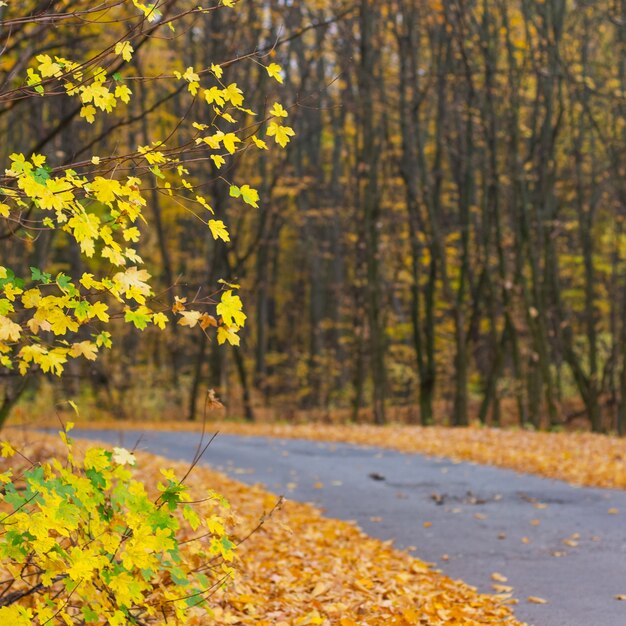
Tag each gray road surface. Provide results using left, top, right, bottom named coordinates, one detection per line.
left=74, top=429, right=626, bottom=626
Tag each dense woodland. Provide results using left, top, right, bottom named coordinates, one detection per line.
left=2, top=0, right=626, bottom=433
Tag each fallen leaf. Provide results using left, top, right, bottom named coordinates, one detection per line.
left=311, top=581, right=332, bottom=597
left=528, top=596, right=548, bottom=604
left=491, top=572, right=508, bottom=583
left=234, top=467, right=255, bottom=475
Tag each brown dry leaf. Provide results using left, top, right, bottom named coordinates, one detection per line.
left=199, top=313, right=218, bottom=329
left=423, top=521, right=433, bottom=528
left=608, top=507, right=619, bottom=515
left=614, top=595, right=626, bottom=601
left=527, top=596, right=548, bottom=604
left=491, top=572, right=508, bottom=582
left=493, top=584, right=514, bottom=593
left=369, top=516, right=382, bottom=523
left=313, top=481, right=324, bottom=489
left=530, top=519, right=541, bottom=526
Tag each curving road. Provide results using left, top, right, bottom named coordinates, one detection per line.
left=74, top=429, right=626, bottom=626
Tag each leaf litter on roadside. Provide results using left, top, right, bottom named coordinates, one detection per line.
left=6, top=433, right=523, bottom=626
left=68, top=420, right=626, bottom=490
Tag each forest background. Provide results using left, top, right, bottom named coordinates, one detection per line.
left=3, top=0, right=626, bottom=435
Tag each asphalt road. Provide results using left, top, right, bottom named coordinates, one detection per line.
left=74, top=429, right=626, bottom=626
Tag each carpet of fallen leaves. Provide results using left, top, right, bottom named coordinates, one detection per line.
left=64, top=420, right=626, bottom=490
left=5, top=433, right=521, bottom=626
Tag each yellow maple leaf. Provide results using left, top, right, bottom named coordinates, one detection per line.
left=0, top=441, right=15, bottom=458
left=153, top=312, right=168, bottom=329
left=36, top=54, right=62, bottom=78
left=211, top=154, right=226, bottom=169
left=222, top=133, right=241, bottom=154
left=114, top=41, right=134, bottom=62
left=217, top=290, right=246, bottom=327
left=89, top=301, right=109, bottom=322
left=270, top=102, right=288, bottom=118
left=209, top=219, right=230, bottom=242
left=80, top=105, right=96, bottom=124
left=68, top=341, right=98, bottom=361
left=204, top=86, right=225, bottom=107
left=112, top=447, right=136, bottom=466
left=251, top=135, right=268, bottom=150
left=223, top=83, right=244, bottom=106
left=217, top=325, right=240, bottom=346
left=0, top=315, right=21, bottom=342
left=266, top=122, right=295, bottom=148
left=266, top=63, right=284, bottom=84
left=112, top=266, right=152, bottom=303
left=42, top=348, right=69, bottom=375
left=183, top=66, right=199, bottom=83
left=21, top=289, right=41, bottom=309
left=114, top=84, right=132, bottom=104
left=178, top=310, right=202, bottom=328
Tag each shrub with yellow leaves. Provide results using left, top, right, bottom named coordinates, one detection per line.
left=0, top=426, right=235, bottom=624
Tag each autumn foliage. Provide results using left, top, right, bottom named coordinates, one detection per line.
left=2, top=0, right=624, bottom=434
left=0, top=0, right=293, bottom=423
left=0, top=0, right=294, bottom=621
left=0, top=427, right=234, bottom=624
